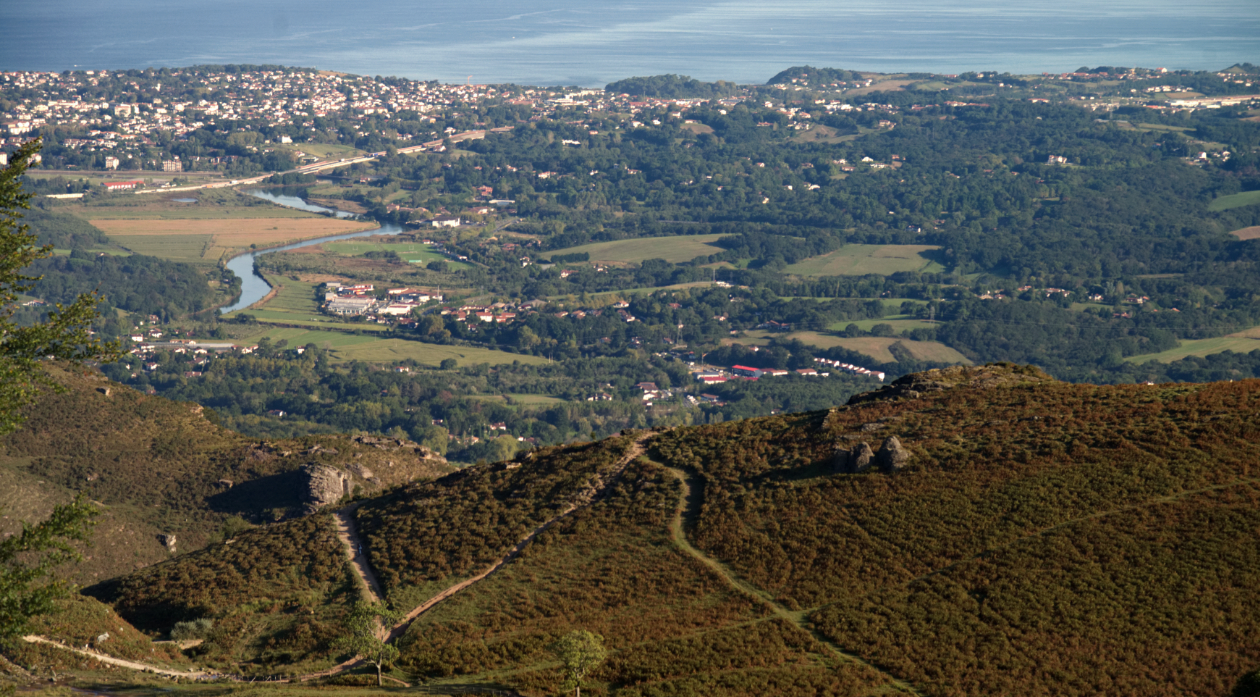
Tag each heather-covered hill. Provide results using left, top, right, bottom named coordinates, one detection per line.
left=0, top=364, right=452, bottom=583
left=27, top=365, right=1260, bottom=695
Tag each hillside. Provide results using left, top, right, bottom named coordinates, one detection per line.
left=0, top=364, right=453, bottom=583
left=16, top=365, right=1260, bottom=695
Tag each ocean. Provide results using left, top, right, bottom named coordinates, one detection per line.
left=3, top=0, right=1257, bottom=86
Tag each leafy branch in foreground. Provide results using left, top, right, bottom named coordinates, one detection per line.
left=0, top=495, right=99, bottom=643
left=0, top=138, right=120, bottom=438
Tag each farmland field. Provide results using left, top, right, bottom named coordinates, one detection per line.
left=542, top=234, right=727, bottom=264
left=230, top=325, right=544, bottom=366
left=329, top=338, right=546, bottom=366
left=1231, top=226, right=1260, bottom=240
left=1207, top=189, right=1260, bottom=211
left=788, top=333, right=970, bottom=363
left=64, top=190, right=318, bottom=220
left=91, top=217, right=377, bottom=264
left=728, top=330, right=971, bottom=364
left=784, top=244, right=944, bottom=276
left=1125, top=326, right=1260, bottom=363
left=827, top=317, right=938, bottom=332
left=470, top=393, right=570, bottom=405
left=320, top=240, right=472, bottom=269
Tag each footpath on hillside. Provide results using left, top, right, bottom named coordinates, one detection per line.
left=657, top=462, right=924, bottom=697
left=26, top=433, right=652, bottom=688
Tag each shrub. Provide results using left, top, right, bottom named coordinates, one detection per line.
left=171, top=618, right=214, bottom=641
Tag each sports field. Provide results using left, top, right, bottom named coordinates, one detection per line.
left=92, top=217, right=376, bottom=264
left=543, top=234, right=727, bottom=265
left=1208, top=190, right=1260, bottom=212
left=784, top=244, right=944, bottom=276
left=1125, top=326, right=1260, bottom=363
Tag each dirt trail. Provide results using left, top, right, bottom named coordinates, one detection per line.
left=382, top=432, right=652, bottom=643
left=27, top=434, right=652, bottom=687
left=659, top=463, right=923, bottom=697
left=20, top=636, right=216, bottom=680
left=334, top=502, right=385, bottom=606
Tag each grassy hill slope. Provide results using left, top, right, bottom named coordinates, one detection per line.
left=24, top=365, right=1260, bottom=695
left=0, top=364, right=453, bottom=584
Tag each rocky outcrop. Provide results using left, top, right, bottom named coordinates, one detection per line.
left=301, top=464, right=351, bottom=512
left=847, top=364, right=1055, bottom=406
left=157, top=534, right=177, bottom=554
left=876, top=436, right=910, bottom=472
left=834, top=438, right=909, bottom=474
left=834, top=442, right=876, bottom=474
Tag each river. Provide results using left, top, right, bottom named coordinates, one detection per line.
left=217, top=191, right=406, bottom=314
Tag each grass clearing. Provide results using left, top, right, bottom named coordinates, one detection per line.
left=228, top=324, right=544, bottom=366
left=92, top=217, right=377, bottom=264
left=320, top=240, right=473, bottom=269
left=1125, top=326, right=1260, bottom=363
left=791, top=124, right=858, bottom=144
left=331, top=338, right=546, bottom=366
left=727, top=331, right=971, bottom=364
left=469, top=393, right=570, bottom=405
left=1208, top=190, right=1260, bottom=211
left=784, top=244, right=944, bottom=276
left=543, top=234, right=727, bottom=265
left=1230, top=225, right=1260, bottom=240
left=827, top=317, right=937, bottom=332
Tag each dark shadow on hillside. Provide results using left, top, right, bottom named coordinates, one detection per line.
left=205, top=469, right=306, bottom=515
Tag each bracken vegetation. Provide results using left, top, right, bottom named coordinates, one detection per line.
left=650, top=364, right=1260, bottom=695
left=396, top=460, right=889, bottom=696
left=85, top=513, right=357, bottom=675
left=67, top=365, right=1260, bottom=694
left=357, top=434, right=638, bottom=602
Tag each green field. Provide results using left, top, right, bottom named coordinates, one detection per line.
left=784, top=244, right=944, bottom=276
left=469, top=393, right=570, bottom=405
left=320, top=240, right=472, bottom=269
left=277, top=142, right=365, bottom=159
left=1125, top=327, right=1260, bottom=363
left=106, top=234, right=214, bottom=263
left=1208, top=190, right=1260, bottom=211
left=230, top=312, right=391, bottom=331
left=827, top=316, right=938, bottom=332
left=730, top=330, right=971, bottom=364
left=231, top=325, right=547, bottom=366
left=543, top=234, right=728, bottom=264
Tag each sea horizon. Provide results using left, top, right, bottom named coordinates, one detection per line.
left=3, top=0, right=1258, bottom=87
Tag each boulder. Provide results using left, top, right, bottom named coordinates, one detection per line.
left=850, top=442, right=875, bottom=473
left=877, top=436, right=910, bottom=472
left=157, top=533, right=177, bottom=554
left=831, top=442, right=850, bottom=474
left=301, top=464, right=350, bottom=511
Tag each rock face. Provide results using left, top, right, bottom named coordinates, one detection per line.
left=301, top=464, right=351, bottom=512
left=157, top=534, right=177, bottom=554
left=876, top=436, right=911, bottom=472
left=847, top=364, right=1055, bottom=406
left=834, top=439, right=909, bottom=474
left=850, top=442, right=875, bottom=472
